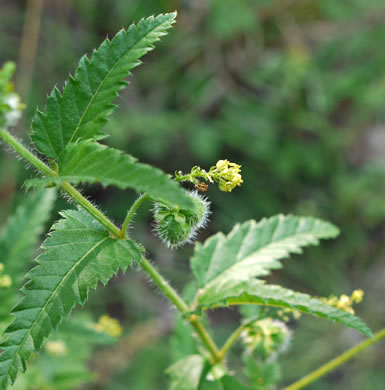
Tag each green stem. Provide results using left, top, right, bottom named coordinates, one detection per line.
left=61, top=181, right=122, bottom=238
left=174, top=173, right=194, bottom=183
left=0, top=129, right=56, bottom=177
left=0, top=129, right=121, bottom=237
left=0, top=128, right=222, bottom=363
left=140, top=256, right=220, bottom=362
left=217, top=323, right=248, bottom=362
left=140, top=255, right=189, bottom=313
left=189, top=314, right=221, bottom=362
left=283, top=327, right=385, bottom=390
left=121, top=194, right=149, bottom=237
left=216, top=315, right=261, bottom=362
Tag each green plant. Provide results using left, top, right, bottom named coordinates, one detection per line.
left=0, top=12, right=383, bottom=390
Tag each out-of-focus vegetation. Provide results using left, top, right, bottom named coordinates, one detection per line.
left=0, top=1, right=384, bottom=389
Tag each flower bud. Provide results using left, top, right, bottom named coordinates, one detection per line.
left=153, top=191, right=210, bottom=248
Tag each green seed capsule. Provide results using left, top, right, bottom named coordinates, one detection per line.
left=153, top=191, right=210, bottom=248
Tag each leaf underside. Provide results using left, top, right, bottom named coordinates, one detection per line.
left=25, top=140, right=194, bottom=209
left=191, top=215, right=372, bottom=337
left=31, top=13, right=176, bottom=159
left=199, top=280, right=373, bottom=337
left=0, top=209, right=143, bottom=390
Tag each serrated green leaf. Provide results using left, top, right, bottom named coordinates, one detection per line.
left=0, top=189, right=56, bottom=285
left=26, top=140, right=194, bottom=209
left=0, top=209, right=143, bottom=389
left=0, top=190, right=56, bottom=323
left=192, top=215, right=339, bottom=288
left=166, top=354, right=205, bottom=390
left=191, top=215, right=372, bottom=336
left=197, top=279, right=373, bottom=337
left=31, top=13, right=176, bottom=159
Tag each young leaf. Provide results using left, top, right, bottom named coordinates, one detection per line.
left=196, top=279, right=373, bottom=337
left=26, top=140, right=194, bottom=209
left=0, top=189, right=56, bottom=286
left=0, top=209, right=143, bottom=389
left=191, top=215, right=339, bottom=288
left=31, top=13, right=176, bottom=159
left=166, top=354, right=205, bottom=390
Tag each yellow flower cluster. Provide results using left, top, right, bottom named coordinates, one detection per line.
left=45, top=340, right=67, bottom=356
left=0, top=263, right=12, bottom=288
left=174, top=159, right=244, bottom=193
left=91, top=315, right=123, bottom=338
left=321, top=289, right=364, bottom=315
left=277, top=307, right=302, bottom=322
left=212, top=160, right=243, bottom=192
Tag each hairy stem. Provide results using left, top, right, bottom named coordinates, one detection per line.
left=283, top=327, right=385, bottom=390
left=0, top=128, right=222, bottom=363
left=61, top=181, right=122, bottom=238
left=217, top=323, right=248, bottom=362
left=0, top=129, right=56, bottom=177
left=121, top=194, right=149, bottom=237
left=140, top=256, right=189, bottom=313
left=140, top=256, right=220, bottom=362
left=188, top=314, right=221, bottom=362
left=0, top=129, right=121, bottom=237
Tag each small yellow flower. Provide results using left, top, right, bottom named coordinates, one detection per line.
left=175, top=159, right=243, bottom=192
left=46, top=340, right=67, bottom=356
left=0, top=275, right=12, bottom=288
left=352, top=289, right=364, bottom=304
left=337, top=294, right=351, bottom=309
left=91, top=315, right=122, bottom=338
left=216, top=160, right=228, bottom=171
left=213, top=160, right=243, bottom=192
left=321, top=289, right=364, bottom=315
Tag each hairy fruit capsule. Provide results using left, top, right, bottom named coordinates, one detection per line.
left=153, top=191, right=210, bottom=248
left=241, top=318, right=291, bottom=362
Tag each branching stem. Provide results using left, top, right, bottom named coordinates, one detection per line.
left=283, top=327, right=385, bottom=390
left=189, top=314, right=221, bottom=362
left=0, top=128, right=221, bottom=363
left=61, top=181, right=122, bottom=238
left=5, top=127, right=379, bottom=378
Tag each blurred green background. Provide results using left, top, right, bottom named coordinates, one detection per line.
left=0, top=0, right=384, bottom=389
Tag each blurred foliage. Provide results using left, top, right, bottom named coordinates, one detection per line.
left=0, top=0, right=384, bottom=389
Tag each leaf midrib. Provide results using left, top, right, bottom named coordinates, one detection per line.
left=5, top=235, right=109, bottom=379
left=203, top=231, right=322, bottom=286
left=68, top=20, right=165, bottom=146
